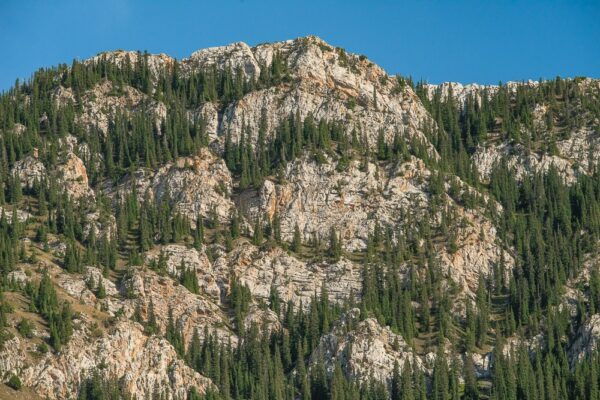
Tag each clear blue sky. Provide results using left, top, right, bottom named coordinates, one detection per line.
left=1, top=0, right=599, bottom=91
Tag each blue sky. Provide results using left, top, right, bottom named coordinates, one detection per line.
left=1, top=0, right=599, bottom=91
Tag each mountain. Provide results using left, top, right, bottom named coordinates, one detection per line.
left=0, top=36, right=599, bottom=399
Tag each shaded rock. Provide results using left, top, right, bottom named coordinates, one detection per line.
left=570, top=314, right=600, bottom=364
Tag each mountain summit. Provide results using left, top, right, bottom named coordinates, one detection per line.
left=85, top=36, right=434, bottom=151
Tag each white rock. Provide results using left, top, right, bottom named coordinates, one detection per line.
left=312, top=311, right=423, bottom=384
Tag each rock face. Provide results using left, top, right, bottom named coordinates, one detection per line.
left=242, top=156, right=430, bottom=252
left=82, top=210, right=117, bottom=241
left=11, top=142, right=102, bottom=200
left=427, top=79, right=600, bottom=184
left=312, top=311, right=423, bottom=384
left=422, top=81, right=548, bottom=107
left=438, top=200, right=512, bottom=294
left=184, top=42, right=261, bottom=79
left=473, top=140, right=583, bottom=184
left=147, top=239, right=363, bottom=309
left=569, top=314, right=600, bottom=364
left=57, top=266, right=119, bottom=305
left=241, top=154, right=511, bottom=295
left=55, top=264, right=234, bottom=345
left=113, top=148, right=234, bottom=223
left=87, top=50, right=176, bottom=79
left=0, top=206, right=31, bottom=223
left=123, top=267, right=234, bottom=344
left=218, top=37, right=435, bottom=151
left=1, top=321, right=213, bottom=400
left=56, top=152, right=94, bottom=199
left=145, top=244, right=221, bottom=301
left=218, top=241, right=363, bottom=307
left=55, top=79, right=167, bottom=136
left=12, top=155, right=46, bottom=188
left=80, top=37, right=436, bottom=155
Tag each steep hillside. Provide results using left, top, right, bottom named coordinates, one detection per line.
left=0, top=36, right=599, bottom=399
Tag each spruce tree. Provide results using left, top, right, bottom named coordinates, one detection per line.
left=291, top=224, right=302, bottom=253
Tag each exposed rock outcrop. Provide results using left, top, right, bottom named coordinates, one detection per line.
left=218, top=37, right=435, bottom=151
left=145, top=244, right=221, bottom=301
left=242, top=155, right=512, bottom=295
left=427, top=79, right=600, bottom=184
left=184, top=42, right=261, bottom=79
left=0, top=321, right=213, bottom=400
left=312, top=310, right=423, bottom=384
left=569, top=314, right=600, bottom=364
left=112, top=148, right=234, bottom=224
left=242, top=156, right=431, bottom=252
left=12, top=155, right=46, bottom=188
left=56, top=152, right=94, bottom=200
left=217, top=241, right=362, bottom=307
left=66, top=37, right=438, bottom=158
left=54, top=80, right=167, bottom=136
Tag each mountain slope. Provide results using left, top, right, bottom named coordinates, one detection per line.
left=0, top=36, right=599, bottom=399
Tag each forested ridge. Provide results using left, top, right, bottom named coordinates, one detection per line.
left=1, top=38, right=600, bottom=400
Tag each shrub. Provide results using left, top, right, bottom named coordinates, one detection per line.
left=7, top=374, right=22, bottom=390
left=37, top=342, right=49, bottom=354
left=17, top=319, right=34, bottom=338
